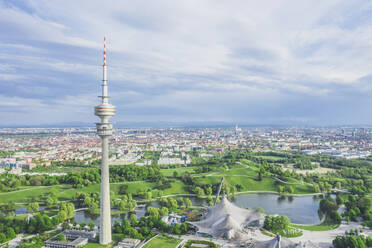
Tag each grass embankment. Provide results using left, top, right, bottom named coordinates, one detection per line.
left=194, top=165, right=313, bottom=194
left=290, top=223, right=339, bottom=231
left=143, top=235, right=181, bottom=248
left=29, top=166, right=92, bottom=173
left=0, top=185, right=69, bottom=203
left=255, top=155, right=285, bottom=161
left=0, top=180, right=188, bottom=204
left=82, top=243, right=108, bottom=248
left=261, top=228, right=302, bottom=238
left=260, top=229, right=275, bottom=237
left=185, top=240, right=219, bottom=247
left=290, top=214, right=340, bottom=231
left=160, top=166, right=198, bottom=176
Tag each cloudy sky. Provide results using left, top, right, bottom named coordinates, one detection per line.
left=1, top=0, right=372, bottom=126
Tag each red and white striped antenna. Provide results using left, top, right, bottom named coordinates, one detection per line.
left=103, top=36, right=107, bottom=66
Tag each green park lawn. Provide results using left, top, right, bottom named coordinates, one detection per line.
left=255, top=155, right=285, bottom=161
left=194, top=171, right=312, bottom=194
left=162, top=181, right=188, bottom=195
left=160, top=166, right=198, bottom=176
left=239, top=159, right=256, bottom=165
left=224, top=166, right=259, bottom=177
left=0, top=164, right=314, bottom=205
left=0, top=185, right=69, bottom=204
left=110, top=181, right=156, bottom=195
left=143, top=235, right=181, bottom=248
left=290, top=223, right=340, bottom=231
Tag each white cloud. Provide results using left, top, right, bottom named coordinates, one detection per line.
left=1, top=0, right=372, bottom=125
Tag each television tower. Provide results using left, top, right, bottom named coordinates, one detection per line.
left=95, top=36, right=114, bottom=244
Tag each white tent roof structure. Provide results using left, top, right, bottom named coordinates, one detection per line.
left=241, top=235, right=320, bottom=248
left=190, top=195, right=264, bottom=239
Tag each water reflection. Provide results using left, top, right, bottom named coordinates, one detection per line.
left=15, top=207, right=45, bottom=216
left=231, top=193, right=326, bottom=224
left=72, top=193, right=330, bottom=226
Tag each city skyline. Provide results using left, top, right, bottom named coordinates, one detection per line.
left=1, top=1, right=372, bottom=126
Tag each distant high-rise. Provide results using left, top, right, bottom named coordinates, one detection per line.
left=235, top=124, right=241, bottom=136
left=94, top=36, right=114, bottom=245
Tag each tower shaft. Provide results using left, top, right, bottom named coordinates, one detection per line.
left=100, top=136, right=111, bottom=244
left=95, top=36, right=115, bottom=245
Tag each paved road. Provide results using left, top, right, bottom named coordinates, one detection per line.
left=291, top=221, right=372, bottom=248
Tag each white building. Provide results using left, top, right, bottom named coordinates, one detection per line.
left=115, top=238, right=141, bottom=248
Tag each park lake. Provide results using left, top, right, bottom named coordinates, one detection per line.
left=73, top=193, right=331, bottom=226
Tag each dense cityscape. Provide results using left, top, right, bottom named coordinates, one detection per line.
left=1, top=126, right=372, bottom=174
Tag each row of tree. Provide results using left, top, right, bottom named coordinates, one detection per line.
left=333, top=229, right=372, bottom=248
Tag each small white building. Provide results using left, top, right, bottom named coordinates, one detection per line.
left=161, top=213, right=185, bottom=226
left=115, top=238, right=141, bottom=248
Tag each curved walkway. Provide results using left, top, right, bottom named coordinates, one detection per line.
left=291, top=221, right=372, bottom=248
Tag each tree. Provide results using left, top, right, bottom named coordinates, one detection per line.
left=128, top=200, right=136, bottom=210
left=181, top=223, right=188, bottom=233
left=312, top=184, right=320, bottom=193
left=185, top=198, right=192, bottom=208
left=230, top=185, right=236, bottom=196
left=113, top=221, right=122, bottom=233
left=333, top=234, right=369, bottom=248
left=119, top=200, right=126, bottom=211
left=29, top=176, right=43, bottom=186
left=57, top=210, right=67, bottom=222
left=160, top=207, right=169, bottom=216
left=324, top=182, right=332, bottom=193
left=88, top=221, right=95, bottom=230
left=119, top=184, right=128, bottom=194
left=60, top=202, right=75, bottom=219
left=121, top=219, right=131, bottom=234
left=336, top=195, right=344, bottom=206
left=6, top=228, right=16, bottom=239
left=236, top=184, right=242, bottom=191
left=145, top=191, right=152, bottom=200
left=177, top=197, right=184, bottom=207
left=264, top=215, right=290, bottom=233
left=357, top=197, right=372, bottom=214
left=56, top=234, right=66, bottom=241
left=205, top=186, right=213, bottom=196
left=195, top=187, right=204, bottom=197
left=335, top=182, right=341, bottom=189
left=173, top=171, right=178, bottom=178
left=258, top=169, right=263, bottom=181
left=319, top=197, right=338, bottom=214
left=207, top=195, right=213, bottom=206
left=168, top=197, right=178, bottom=210
left=46, top=196, right=58, bottom=206
left=83, top=197, right=92, bottom=207
left=130, top=214, right=137, bottom=226
left=284, top=185, right=294, bottom=194
left=278, top=186, right=284, bottom=193
left=140, top=226, right=150, bottom=236
left=329, top=210, right=341, bottom=224
left=27, top=202, right=39, bottom=213
left=0, top=233, right=6, bottom=243
left=146, top=206, right=159, bottom=218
